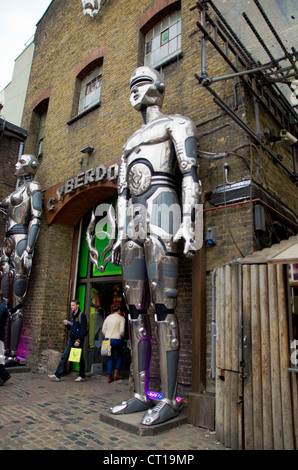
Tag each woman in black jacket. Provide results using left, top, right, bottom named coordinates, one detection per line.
left=48, top=299, right=87, bottom=382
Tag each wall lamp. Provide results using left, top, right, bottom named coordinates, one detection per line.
left=80, top=145, right=94, bottom=155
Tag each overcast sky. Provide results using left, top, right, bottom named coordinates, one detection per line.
left=0, top=0, right=53, bottom=91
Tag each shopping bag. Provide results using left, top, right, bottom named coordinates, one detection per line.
left=0, top=340, right=5, bottom=365
left=101, top=339, right=111, bottom=356
left=68, top=347, right=82, bottom=362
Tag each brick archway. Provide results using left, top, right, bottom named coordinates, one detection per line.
left=44, top=180, right=117, bottom=227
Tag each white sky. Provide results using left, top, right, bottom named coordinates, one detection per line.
left=0, top=0, right=53, bottom=91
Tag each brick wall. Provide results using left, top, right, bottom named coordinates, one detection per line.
left=23, top=219, right=74, bottom=368
left=18, top=0, right=297, bottom=396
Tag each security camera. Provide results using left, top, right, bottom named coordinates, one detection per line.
left=80, top=145, right=94, bottom=154
left=206, top=226, right=216, bottom=246
left=280, top=130, right=297, bottom=145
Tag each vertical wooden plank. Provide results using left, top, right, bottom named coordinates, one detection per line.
left=242, top=264, right=254, bottom=449
left=231, top=263, right=242, bottom=450
left=231, top=263, right=240, bottom=373
left=237, top=263, right=244, bottom=450
left=216, top=368, right=225, bottom=444
left=276, top=264, right=294, bottom=450
left=230, top=370, right=240, bottom=449
left=225, top=265, right=232, bottom=372
left=216, top=266, right=225, bottom=370
left=215, top=266, right=224, bottom=445
left=259, top=264, right=273, bottom=449
left=251, top=264, right=263, bottom=449
left=268, top=264, right=283, bottom=449
left=237, top=366, right=244, bottom=450
left=224, top=369, right=231, bottom=448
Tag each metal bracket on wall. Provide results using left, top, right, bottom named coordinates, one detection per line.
left=190, top=0, right=298, bottom=182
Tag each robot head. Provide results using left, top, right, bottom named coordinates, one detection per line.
left=129, top=66, right=165, bottom=111
left=15, top=154, right=39, bottom=177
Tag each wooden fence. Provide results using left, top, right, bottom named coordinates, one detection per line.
left=215, top=262, right=298, bottom=450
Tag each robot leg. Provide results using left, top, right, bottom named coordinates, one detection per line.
left=0, top=273, right=25, bottom=359
left=111, top=310, right=152, bottom=414
left=141, top=309, right=180, bottom=425
left=142, top=236, right=181, bottom=425
left=9, top=308, right=23, bottom=358
left=9, top=270, right=28, bottom=359
left=0, top=254, right=10, bottom=305
left=110, top=240, right=152, bottom=414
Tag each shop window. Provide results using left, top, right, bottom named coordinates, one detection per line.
left=37, top=111, right=47, bottom=158
left=144, top=10, right=181, bottom=68
left=77, top=196, right=121, bottom=279
left=32, top=96, right=50, bottom=159
left=78, top=65, right=102, bottom=114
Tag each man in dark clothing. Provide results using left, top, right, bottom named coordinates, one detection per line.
left=48, top=299, right=87, bottom=382
left=0, top=291, right=11, bottom=386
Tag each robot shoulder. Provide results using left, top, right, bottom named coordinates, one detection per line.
left=167, top=114, right=198, bottom=138
left=27, top=181, right=41, bottom=194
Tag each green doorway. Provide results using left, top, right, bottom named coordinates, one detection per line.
left=74, top=200, right=130, bottom=375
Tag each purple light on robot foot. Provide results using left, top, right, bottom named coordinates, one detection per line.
left=147, top=391, right=182, bottom=403
left=16, top=338, right=28, bottom=360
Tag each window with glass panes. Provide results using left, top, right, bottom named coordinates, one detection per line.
left=37, top=111, right=47, bottom=157
left=144, top=10, right=181, bottom=68
left=78, top=66, right=102, bottom=114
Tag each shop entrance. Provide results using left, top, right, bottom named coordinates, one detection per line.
left=84, top=280, right=130, bottom=375
left=73, top=203, right=130, bottom=376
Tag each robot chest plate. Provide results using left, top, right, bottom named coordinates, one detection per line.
left=126, top=141, right=175, bottom=196
left=127, top=141, right=175, bottom=172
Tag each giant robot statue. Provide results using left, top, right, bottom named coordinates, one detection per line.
left=109, top=66, right=201, bottom=426
left=0, top=154, right=42, bottom=362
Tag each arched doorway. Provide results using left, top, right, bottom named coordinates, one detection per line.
left=74, top=197, right=130, bottom=375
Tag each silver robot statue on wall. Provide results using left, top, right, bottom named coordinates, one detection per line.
left=109, top=66, right=201, bottom=426
left=0, top=154, right=42, bottom=362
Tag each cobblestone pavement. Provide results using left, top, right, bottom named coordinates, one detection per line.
left=0, top=371, right=226, bottom=452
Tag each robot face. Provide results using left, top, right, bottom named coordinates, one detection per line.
left=15, top=154, right=38, bottom=177
left=129, top=66, right=165, bottom=110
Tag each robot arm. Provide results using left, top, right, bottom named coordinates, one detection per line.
left=22, top=185, right=43, bottom=269
left=0, top=202, right=6, bottom=215
left=0, top=196, right=8, bottom=214
left=112, top=153, right=129, bottom=265
left=170, top=118, right=201, bottom=256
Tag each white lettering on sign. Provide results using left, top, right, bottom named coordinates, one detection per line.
left=46, top=163, right=119, bottom=212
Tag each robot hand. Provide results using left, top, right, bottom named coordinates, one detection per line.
left=111, top=239, right=122, bottom=266
left=0, top=201, right=6, bottom=215
left=21, top=250, right=33, bottom=270
left=174, top=222, right=196, bottom=258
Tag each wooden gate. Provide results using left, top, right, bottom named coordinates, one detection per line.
left=215, top=262, right=297, bottom=450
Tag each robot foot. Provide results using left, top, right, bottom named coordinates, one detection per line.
left=141, top=398, right=179, bottom=426
left=110, top=393, right=150, bottom=415
left=5, top=356, right=26, bottom=367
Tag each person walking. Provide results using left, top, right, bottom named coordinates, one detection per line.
left=0, top=291, right=11, bottom=386
left=102, top=305, right=125, bottom=383
left=48, top=299, right=87, bottom=382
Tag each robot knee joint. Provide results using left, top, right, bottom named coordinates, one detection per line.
left=155, top=310, right=179, bottom=351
